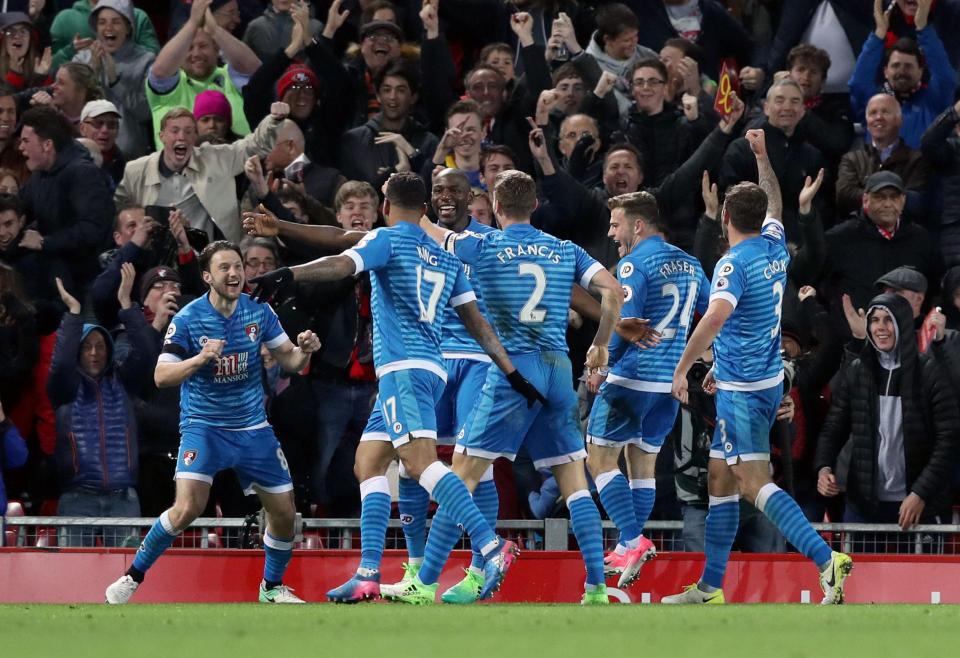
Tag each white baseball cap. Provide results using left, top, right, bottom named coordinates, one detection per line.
left=80, top=100, right=121, bottom=122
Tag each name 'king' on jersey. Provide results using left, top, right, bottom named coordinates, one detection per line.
left=609, top=236, right=710, bottom=390
left=709, top=217, right=789, bottom=390
left=160, top=293, right=288, bottom=431
left=343, top=221, right=475, bottom=381
left=446, top=223, right=604, bottom=354
left=439, top=218, right=497, bottom=359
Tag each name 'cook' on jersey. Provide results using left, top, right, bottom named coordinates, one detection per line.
left=343, top=221, right=476, bottom=381
left=160, top=293, right=288, bottom=431
left=608, top=236, right=709, bottom=390
left=446, top=223, right=604, bottom=354
left=709, top=217, right=789, bottom=390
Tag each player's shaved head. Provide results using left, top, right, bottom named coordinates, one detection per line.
left=432, top=168, right=472, bottom=231
left=435, top=168, right=470, bottom=189
left=385, top=171, right=427, bottom=210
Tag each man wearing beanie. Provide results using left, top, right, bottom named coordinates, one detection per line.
left=194, top=90, right=234, bottom=140
left=147, top=0, right=260, bottom=149
left=243, top=0, right=323, bottom=64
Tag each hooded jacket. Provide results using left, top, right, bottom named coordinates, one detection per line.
left=815, top=293, right=959, bottom=518
left=49, top=0, right=159, bottom=69
left=47, top=308, right=156, bottom=492
left=70, top=0, right=156, bottom=159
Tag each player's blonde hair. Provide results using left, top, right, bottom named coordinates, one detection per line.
left=492, top=170, right=537, bottom=219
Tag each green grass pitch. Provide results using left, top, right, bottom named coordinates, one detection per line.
left=4, top=604, right=960, bottom=658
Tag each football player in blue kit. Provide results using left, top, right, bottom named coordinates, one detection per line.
left=250, top=172, right=544, bottom=603
left=105, top=241, right=322, bottom=604
left=666, top=130, right=852, bottom=604
left=585, top=191, right=709, bottom=589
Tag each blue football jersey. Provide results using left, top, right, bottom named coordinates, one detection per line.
left=160, top=293, right=288, bottom=431
left=448, top=223, right=604, bottom=354
left=609, top=236, right=709, bottom=391
left=709, top=218, right=789, bottom=390
left=344, top=221, right=475, bottom=380
left=439, top=218, right=497, bottom=358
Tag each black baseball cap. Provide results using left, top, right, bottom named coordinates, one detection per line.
left=864, top=171, right=905, bottom=194
left=876, top=266, right=927, bottom=294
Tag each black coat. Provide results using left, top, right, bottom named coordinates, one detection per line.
left=20, top=141, right=115, bottom=297
left=535, top=124, right=733, bottom=265
left=823, top=212, right=942, bottom=324
left=815, top=294, right=960, bottom=518
left=621, top=103, right=712, bottom=188
left=720, top=121, right=828, bottom=240
left=340, top=115, right=439, bottom=191
left=920, top=105, right=960, bottom=237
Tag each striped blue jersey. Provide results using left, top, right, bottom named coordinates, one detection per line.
left=709, top=218, right=789, bottom=390
left=160, top=293, right=288, bottom=430
left=609, top=236, right=709, bottom=391
left=439, top=218, right=497, bottom=359
left=448, top=223, right=604, bottom=354
left=344, top=221, right=475, bottom=381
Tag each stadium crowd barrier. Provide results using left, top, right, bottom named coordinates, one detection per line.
left=3, top=518, right=960, bottom=603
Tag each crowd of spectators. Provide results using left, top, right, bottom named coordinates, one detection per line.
left=2, top=0, right=960, bottom=551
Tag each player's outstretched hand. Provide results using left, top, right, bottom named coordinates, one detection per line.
left=249, top=267, right=293, bottom=303
left=242, top=204, right=281, bottom=237
left=701, top=367, right=717, bottom=396
left=671, top=370, right=689, bottom=405
left=585, top=344, right=608, bottom=372
left=507, top=370, right=546, bottom=408
left=616, top=317, right=661, bottom=349
left=297, top=330, right=321, bottom=354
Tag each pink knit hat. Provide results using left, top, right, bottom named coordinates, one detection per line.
left=193, top=90, right=232, bottom=123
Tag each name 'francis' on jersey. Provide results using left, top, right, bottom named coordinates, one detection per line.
left=709, top=217, right=789, bottom=391
left=609, top=236, right=710, bottom=391
left=445, top=223, right=604, bottom=355
left=343, top=221, right=476, bottom=382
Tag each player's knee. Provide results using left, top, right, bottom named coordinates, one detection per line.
left=169, top=499, right=204, bottom=530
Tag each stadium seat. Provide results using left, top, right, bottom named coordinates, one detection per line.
left=4, top=501, right=24, bottom=547
left=5, top=501, right=24, bottom=517
left=35, top=527, right=57, bottom=548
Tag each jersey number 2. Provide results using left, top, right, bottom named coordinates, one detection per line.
left=416, top=265, right=445, bottom=323
left=519, top=263, right=547, bottom=323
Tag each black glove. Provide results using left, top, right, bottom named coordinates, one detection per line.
left=249, top=267, right=293, bottom=303
left=507, top=370, right=547, bottom=409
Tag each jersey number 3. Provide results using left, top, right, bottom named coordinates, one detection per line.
left=416, top=265, right=445, bottom=323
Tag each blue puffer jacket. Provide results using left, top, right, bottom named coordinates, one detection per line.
left=47, top=309, right=156, bottom=492
left=1, top=419, right=28, bottom=513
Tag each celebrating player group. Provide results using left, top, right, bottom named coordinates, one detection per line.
left=104, top=128, right=852, bottom=606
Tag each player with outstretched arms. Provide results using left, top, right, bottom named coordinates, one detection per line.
left=585, top=191, right=709, bottom=589
left=250, top=172, right=541, bottom=602
left=105, top=241, right=321, bottom=604
left=666, top=130, right=852, bottom=604
left=397, top=167, right=624, bottom=605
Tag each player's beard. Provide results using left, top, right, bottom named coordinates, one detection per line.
left=211, top=276, right=243, bottom=302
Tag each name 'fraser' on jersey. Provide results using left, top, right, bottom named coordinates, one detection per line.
left=609, top=236, right=710, bottom=389
left=709, top=218, right=790, bottom=390
left=344, top=222, right=475, bottom=380
left=447, top=223, right=603, bottom=354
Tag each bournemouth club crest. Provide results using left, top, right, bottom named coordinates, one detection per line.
left=183, top=450, right=198, bottom=466
left=245, top=323, right=260, bottom=343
